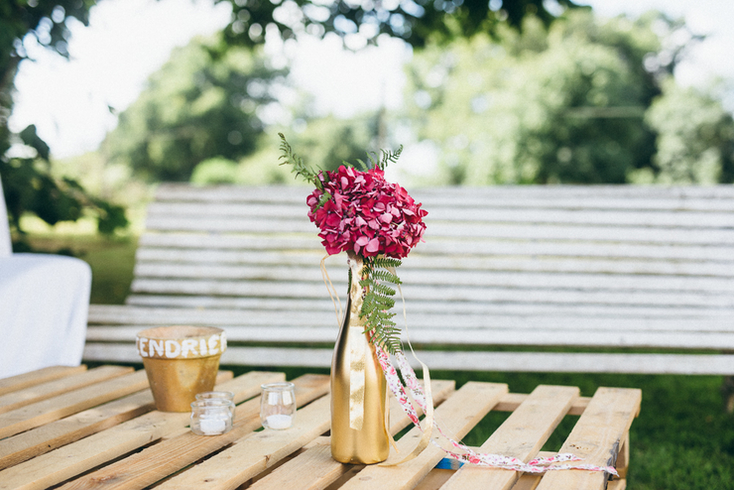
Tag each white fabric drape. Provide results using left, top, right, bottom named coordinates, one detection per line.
left=0, top=176, right=92, bottom=379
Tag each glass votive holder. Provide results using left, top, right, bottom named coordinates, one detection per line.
left=260, top=382, right=296, bottom=430
left=196, top=391, right=235, bottom=404
left=190, top=399, right=234, bottom=436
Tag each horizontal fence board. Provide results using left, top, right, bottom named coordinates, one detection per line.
left=87, top=306, right=733, bottom=333
left=145, top=202, right=734, bottom=228
left=133, top=248, right=734, bottom=277
left=121, top=294, right=733, bottom=318
left=128, top=278, right=734, bottom=308
left=153, top=184, right=734, bottom=206
left=142, top=216, right=734, bottom=245
left=85, top=323, right=734, bottom=349
left=136, top=233, right=734, bottom=262
left=81, top=343, right=734, bottom=375
left=131, top=264, right=734, bottom=292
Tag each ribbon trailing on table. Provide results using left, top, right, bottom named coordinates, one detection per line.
left=321, top=257, right=617, bottom=476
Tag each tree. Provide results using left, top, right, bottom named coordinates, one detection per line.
left=215, top=0, right=585, bottom=49
left=1, top=1, right=129, bottom=244
left=1, top=124, right=128, bottom=242
left=103, top=34, right=286, bottom=182
left=401, top=10, right=714, bottom=185
left=642, top=79, right=734, bottom=184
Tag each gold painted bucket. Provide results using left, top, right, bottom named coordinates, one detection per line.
left=136, top=326, right=227, bottom=412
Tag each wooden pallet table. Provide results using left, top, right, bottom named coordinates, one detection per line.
left=0, top=365, right=640, bottom=490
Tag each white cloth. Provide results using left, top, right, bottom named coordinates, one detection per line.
left=0, top=253, right=92, bottom=378
left=0, top=177, right=11, bottom=257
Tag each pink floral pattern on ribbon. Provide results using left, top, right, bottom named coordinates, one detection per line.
left=375, top=345, right=619, bottom=477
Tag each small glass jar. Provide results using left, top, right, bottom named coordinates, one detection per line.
left=196, top=391, right=235, bottom=404
left=260, top=382, right=296, bottom=430
left=190, top=399, right=234, bottom=436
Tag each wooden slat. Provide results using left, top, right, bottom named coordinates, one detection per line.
left=145, top=201, right=733, bottom=228
left=81, top=344, right=734, bottom=375
left=86, top=309, right=733, bottom=334
left=533, top=387, right=641, bottom=490
left=58, top=373, right=327, bottom=490
left=0, top=366, right=134, bottom=415
left=133, top=247, right=734, bottom=277
left=153, top=395, right=333, bottom=490
left=246, top=380, right=457, bottom=490
left=127, top=278, right=734, bottom=309
left=337, top=382, right=508, bottom=490
left=84, top=324, right=734, bottom=350
left=0, top=389, right=154, bottom=471
left=131, top=264, right=734, bottom=292
left=119, top=296, right=732, bottom=319
left=0, top=366, right=87, bottom=397
left=0, top=366, right=140, bottom=439
left=0, top=371, right=234, bottom=490
left=441, top=385, right=580, bottom=490
left=142, top=215, right=734, bottom=245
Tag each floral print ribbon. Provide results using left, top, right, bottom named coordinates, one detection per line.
left=375, top=344, right=619, bottom=476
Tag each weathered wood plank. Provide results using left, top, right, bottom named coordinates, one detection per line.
left=0, top=367, right=140, bottom=439
left=84, top=324, right=734, bottom=350
left=441, top=385, right=580, bottom=490
left=153, top=394, right=333, bottom=490
left=58, top=373, right=327, bottom=490
left=81, top=345, right=734, bottom=375
left=337, top=382, right=508, bottom=490
left=133, top=248, right=734, bottom=277
left=0, top=371, right=233, bottom=490
left=130, top=264, right=734, bottom=292
left=533, top=387, right=641, bottom=490
left=0, top=366, right=87, bottom=397
left=135, top=229, right=734, bottom=263
left=0, top=366, right=133, bottom=415
left=127, top=278, right=734, bottom=309
left=0, top=389, right=153, bottom=471
left=144, top=201, right=734, bottom=228
left=245, top=380, right=457, bottom=490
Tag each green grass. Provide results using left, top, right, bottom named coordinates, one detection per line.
left=39, top=232, right=734, bottom=489
left=19, top=233, right=137, bottom=304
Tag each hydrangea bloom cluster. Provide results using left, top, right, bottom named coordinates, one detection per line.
left=306, top=165, right=427, bottom=259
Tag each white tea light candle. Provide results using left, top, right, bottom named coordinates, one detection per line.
left=265, top=413, right=293, bottom=430
left=260, top=382, right=296, bottom=430
left=190, top=399, right=234, bottom=436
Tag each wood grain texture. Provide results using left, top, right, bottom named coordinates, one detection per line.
left=247, top=380, right=457, bottom=490
left=337, top=382, right=509, bottom=490
left=58, top=373, right=327, bottom=490
left=0, top=366, right=139, bottom=439
left=0, top=371, right=233, bottom=490
left=0, top=366, right=87, bottom=396
left=441, top=385, right=579, bottom=490
left=533, top=387, right=641, bottom=490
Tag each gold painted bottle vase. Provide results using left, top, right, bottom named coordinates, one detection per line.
left=330, top=255, right=390, bottom=464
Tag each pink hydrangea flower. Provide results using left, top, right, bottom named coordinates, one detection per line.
left=306, top=166, right=427, bottom=259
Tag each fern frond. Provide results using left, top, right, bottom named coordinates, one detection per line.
left=378, top=145, right=403, bottom=170
left=278, top=133, right=320, bottom=182
left=357, top=255, right=405, bottom=355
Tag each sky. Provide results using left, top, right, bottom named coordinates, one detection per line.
left=8, top=0, right=734, bottom=159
